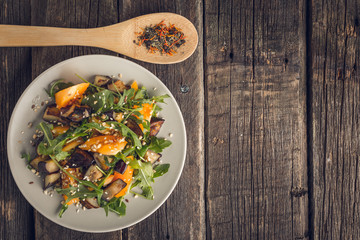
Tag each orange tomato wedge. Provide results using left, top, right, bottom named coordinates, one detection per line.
left=131, top=81, right=138, bottom=91
left=55, top=83, right=89, bottom=108
left=113, top=165, right=133, bottom=198
left=138, top=103, right=153, bottom=122
left=63, top=195, right=79, bottom=206
left=79, top=135, right=127, bottom=155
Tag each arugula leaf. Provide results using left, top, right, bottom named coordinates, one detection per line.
left=136, top=145, right=149, bottom=158
left=134, top=87, right=148, bottom=100
left=36, top=122, right=70, bottom=160
left=149, top=137, right=172, bottom=153
left=21, top=153, right=32, bottom=163
left=108, top=197, right=126, bottom=216
left=56, top=184, right=100, bottom=201
left=111, top=122, right=141, bottom=148
left=129, top=160, right=154, bottom=199
left=47, top=80, right=73, bottom=98
left=117, top=88, right=135, bottom=107
left=82, top=90, right=115, bottom=113
left=153, top=164, right=170, bottom=178
left=152, top=104, right=162, bottom=117
left=58, top=204, right=68, bottom=218
left=151, top=94, right=170, bottom=103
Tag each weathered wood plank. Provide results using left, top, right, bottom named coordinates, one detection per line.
left=118, top=1, right=205, bottom=239
left=30, top=0, right=123, bottom=239
left=310, top=0, right=360, bottom=239
left=204, top=0, right=308, bottom=239
left=0, top=1, right=34, bottom=240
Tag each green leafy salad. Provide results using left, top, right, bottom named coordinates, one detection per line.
left=23, top=75, right=171, bottom=217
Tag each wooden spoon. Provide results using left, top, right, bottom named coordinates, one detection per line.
left=0, top=12, right=198, bottom=64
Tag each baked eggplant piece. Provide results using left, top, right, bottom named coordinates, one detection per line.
left=149, top=117, right=165, bottom=136
left=60, top=104, right=76, bottom=117
left=107, top=80, right=128, bottom=93
left=114, top=160, right=127, bottom=174
left=126, top=118, right=143, bottom=137
left=81, top=197, right=100, bottom=209
left=101, top=179, right=127, bottom=201
left=38, top=160, right=60, bottom=174
left=94, top=75, right=111, bottom=87
left=102, top=110, right=119, bottom=121
left=144, top=149, right=162, bottom=164
left=30, top=155, right=48, bottom=171
left=67, top=149, right=94, bottom=168
left=43, top=104, right=67, bottom=123
left=83, top=164, right=103, bottom=182
left=67, top=105, right=92, bottom=122
left=44, top=172, right=60, bottom=189
left=93, top=153, right=112, bottom=171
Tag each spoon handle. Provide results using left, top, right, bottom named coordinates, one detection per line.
left=0, top=25, right=96, bottom=47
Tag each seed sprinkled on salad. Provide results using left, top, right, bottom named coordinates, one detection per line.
left=22, top=74, right=172, bottom=217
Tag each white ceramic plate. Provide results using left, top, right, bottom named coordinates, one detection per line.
left=7, top=55, right=186, bottom=232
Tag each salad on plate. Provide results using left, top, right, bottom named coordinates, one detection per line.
left=23, top=74, right=172, bottom=217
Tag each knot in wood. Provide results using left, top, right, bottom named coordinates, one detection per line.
left=290, top=187, right=308, bottom=197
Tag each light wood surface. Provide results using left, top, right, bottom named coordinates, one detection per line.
left=0, top=12, right=198, bottom=64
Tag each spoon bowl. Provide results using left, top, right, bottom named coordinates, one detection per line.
left=0, top=13, right=198, bottom=64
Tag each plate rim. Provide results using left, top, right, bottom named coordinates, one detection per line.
left=7, top=54, right=187, bottom=233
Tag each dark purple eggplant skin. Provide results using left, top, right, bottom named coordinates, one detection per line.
left=60, top=104, right=76, bottom=117
left=149, top=117, right=165, bottom=136
left=102, top=179, right=127, bottom=201
left=114, top=160, right=128, bottom=174
left=67, top=149, right=94, bottom=168
left=43, top=104, right=68, bottom=123
left=67, top=105, right=92, bottom=122
left=102, top=110, right=115, bottom=120
left=126, top=118, right=143, bottom=137
left=44, top=172, right=60, bottom=190
left=38, top=160, right=60, bottom=174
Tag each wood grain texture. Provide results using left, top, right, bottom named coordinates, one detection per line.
left=204, top=0, right=308, bottom=239
left=0, top=1, right=34, bottom=240
left=310, top=0, right=360, bottom=239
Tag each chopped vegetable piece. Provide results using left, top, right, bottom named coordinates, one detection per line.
left=107, top=80, right=128, bottom=93
left=51, top=125, right=70, bottom=137
left=149, top=117, right=165, bottom=136
left=94, top=75, right=111, bottom=86
left=38, top=160, right=60, bottom=174
left=44, top=172, right=60, bottom=190
left=79, top=135, right=127, bottom=155
left=131, top=81, right=138, bottom=91
left=67, top=149, right=94, bottom=168
left=62, top=138, right=85, bottom=152
left=55, top=83, right=89, bottom=108
left=43, top=104, right=67, bottom=123
left=84, top=164, right=103, bottom=182
left=113, top=165, right=133, bottom=198
left=102, top=179, right=127, bottom=201
left=30, top=155, right=48, bottom=171
left=81, top=197, right=100, bottom=209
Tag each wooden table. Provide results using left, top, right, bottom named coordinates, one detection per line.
left=1, top=0, right=359, bottom=239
